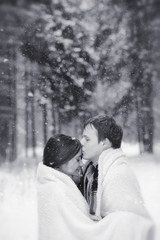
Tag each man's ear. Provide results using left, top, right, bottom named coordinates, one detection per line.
left=101, top=138, right=111, bottom=149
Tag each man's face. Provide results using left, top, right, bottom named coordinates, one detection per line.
left=81, top=124, right=104, bottom=163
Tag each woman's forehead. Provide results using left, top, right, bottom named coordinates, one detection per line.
left=75, top=149, right=82, bottom=157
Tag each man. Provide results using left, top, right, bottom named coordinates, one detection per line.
left=80, top=114, right=154, bottom=239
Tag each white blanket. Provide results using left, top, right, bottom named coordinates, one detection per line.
left=37, top=163, right=95, bottom=240
left=37, top=162, right=154, bottom=240
left=96, top=148, right=151, bottom=218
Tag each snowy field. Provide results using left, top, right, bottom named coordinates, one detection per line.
left=0, top=144, right=160, bottom=240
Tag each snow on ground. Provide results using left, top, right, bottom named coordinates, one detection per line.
left=128, top=155, right=160, bottom=240
left=0, top=163, right=38, bottom=240
left=0, top=144, right=160, bottom=240
left=122, top=143, right=160, bottom=240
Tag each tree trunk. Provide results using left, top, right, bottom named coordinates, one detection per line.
left=135, top=89, right=144, bottom=153
left=56, top=104, right=61, bottom=134
left=126, top=0, right=154, bottom=153
left=30, top=73, right=36, bottom=158
left=10, top=45, right=17, bottom=161
left=141, top=73, right=154, bottom=153
left=42, top=103, right=48, bottom=145
left=51, top=99, right=56, bottom=135
left=31, top=90, right=36, bottom=158
left=25, top=71, right=29, bottom=158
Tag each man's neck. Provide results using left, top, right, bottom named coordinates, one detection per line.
left=91, top=157, right=99, bottom=166
left=91, top=148, right=113, bottom=166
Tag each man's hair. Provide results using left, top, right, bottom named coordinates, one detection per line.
left=43, top=134, right=82, bottom=168
left=84, top=115, right=123, bottom=149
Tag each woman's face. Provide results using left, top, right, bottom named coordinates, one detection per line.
left=60, top=150, right=83, bottom=178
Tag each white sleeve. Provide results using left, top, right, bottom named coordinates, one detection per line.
left=101, top=164, right=149, bottom=218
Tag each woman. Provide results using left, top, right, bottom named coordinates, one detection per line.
left=37, top=134, right=95, bottom=240
left=37, top=134, right=154, bottom=240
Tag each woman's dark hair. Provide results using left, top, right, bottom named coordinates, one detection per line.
left=84, top=115, right=123, bottom=149
left=43, top=134, right=82, bottom=168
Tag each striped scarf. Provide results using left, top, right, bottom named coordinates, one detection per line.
left=79, top=162, right=98, bottom=215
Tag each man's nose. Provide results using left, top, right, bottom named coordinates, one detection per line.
left=79, top=160, right=83, bottom=167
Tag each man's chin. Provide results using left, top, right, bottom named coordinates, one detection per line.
left=82, top=153, right=88, bottom=160
left=82, top=153, right=92, bottom=161
left=82, top=156, right=89, bottom=161
left=82, top=158, right=90, bottom=166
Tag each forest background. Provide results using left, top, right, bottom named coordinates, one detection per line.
left=0, top=0, right=160, bottom=161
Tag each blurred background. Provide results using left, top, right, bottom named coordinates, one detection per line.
left=0, top=0, right=160, bottom=239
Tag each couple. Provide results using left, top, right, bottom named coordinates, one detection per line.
left=37, top=115, right=154, bottom=240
